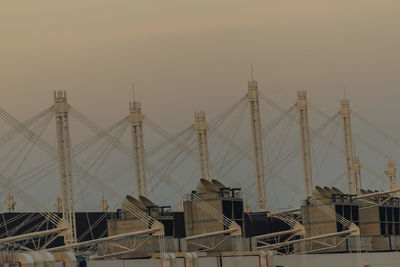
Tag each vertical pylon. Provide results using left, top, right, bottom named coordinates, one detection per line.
left=194, top=111, right=211, bottom=181
left=247, top=79, right=267, bottom=210
left=6, top=192, right=16, bottom=212
left=100, top=196, right=109, bottom=212
left=352, top=155, right=362, bottom=194
left=340, top=99, right=356, bottom=194
left=54, top=90, right=77, bottom=245
left=297, top=91, right=314, bottom=199
left=129, top=101, right=148, bottom=198
left=386, top=159, right=397, bottom=190
left=56, top=195, right=64, bottom=212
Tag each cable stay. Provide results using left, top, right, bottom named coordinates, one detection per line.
left=56, top=105, right=244, bottom=253
left=0, top=109, right=55, bottom=199
left=351, top=108, right=400, bottom=148
left=309, top=103, right=392, bottom=160
left=0, top=106, right=165, bottom=254
left=1, top=115, right=129, bottom=214
left=259, top=93, right=390, bottom=189
left=0, top=173, right=67, bottom=246
left=0, top=106, right=54, bottom=146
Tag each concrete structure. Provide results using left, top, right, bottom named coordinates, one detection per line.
left=273, top=251, right=400, bottom=267
left=302, top=186, right=358, bottom=237
left=87, top=250, right=400, bottom=267
left=359, top=197, right=400, bottom=236
left=1, top=252, right=62, bottom=267
left=88, top=252, right=272, bottom=267
left=54, top=90, right=77, bottom=245
left=183, top=179, right=243, bottom=237
left=107, top=195, right=184, bottom=239
left=302, top=186, right=400, bottom=239
left=52, top=252, right=76, bottom=267
left=107, top=195, right=149, bottom=235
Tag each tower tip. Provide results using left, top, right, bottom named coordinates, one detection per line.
left=132, top=81, right=135, bottom=102
left=342, top=83, right=347, bottom=100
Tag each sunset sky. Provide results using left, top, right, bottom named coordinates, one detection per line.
left=1, top=1, right=400, bottom=209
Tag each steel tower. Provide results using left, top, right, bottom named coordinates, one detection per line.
left=352, top=155, right=361, bottom=194
left=100, top=196, right=109, bottom=212
left=248, top=79, right=267, bottom=210
left=6, top=192, right=16, bottom=212
left=297, top=91, right=314, bottom=199
left=54, top=90, right=77, bottom=245
left=340, top=99, right=359, bottom=194
left=129, top=101, right=148, bottom=198
left=386, top=159, right=397, bottom=190
left=194, top=111, right=211, bottom=181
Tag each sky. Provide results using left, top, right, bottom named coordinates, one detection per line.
left=1, top=1, right=400, bottom=210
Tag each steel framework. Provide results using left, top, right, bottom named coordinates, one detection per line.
left=193, top=111, right=211, bottom=181
left=129, top=101, right=148, bottom=198
left=247, top=80, right=267, bottom=210
left=54, top=90, right=77, bottom=246
left=297, top=91, right=314, bottom=199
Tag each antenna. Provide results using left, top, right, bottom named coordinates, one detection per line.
left=250, top=64, right=254, bottom=81
left=342, top=83, right=346, bottom=99
left=132, top=81, right=135, bottom=101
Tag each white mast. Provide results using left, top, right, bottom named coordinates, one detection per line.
left=6, top=192, right=16, bottom=212
left=194, top=111, right=211, bottom=181
left=56, top=195, right=64, bottom=212
left=352, top=155, right=362, bottom=194
left=386, top=159, right=397, bottom=190
left=54, top=90, right=77, bottom=245
left=129, top=101, right=148, bottom=198
left=100, top=196, right=109, bottom=212
left=247, top=73, right=267, bottom=210
left=297, top=91, right=314, bottom=199
left=340, top=98, right=357, bottom=194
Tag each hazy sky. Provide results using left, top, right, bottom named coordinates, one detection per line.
left=1, top=0, right=399, bottom=127
left=1, top=1, right=400, bottom=209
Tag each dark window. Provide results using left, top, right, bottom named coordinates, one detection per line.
left=381, top=222, right=386, bottom=235
left=395, top=208, right=399, bottom=222
left=344, top=205, right=350, bottom=220
left=161, top=219, right=174, bottom=236
left=222, top=200, right=233, bottom=219
left=388, top=208, right=393, bottom=222
left=388, top=223, right=393, bottom=235
left=379, top=207, right=386, bottom=222
left=351, top=206, right=359, bottom=222
left=336, top=205, right=343, bottom=232
left=173, top=212, right=186, bottom=238
left=233, top=201, right=243, bottom=220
